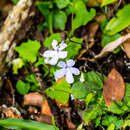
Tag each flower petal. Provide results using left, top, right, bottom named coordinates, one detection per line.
left=54, top=69, right=66, bottom=79
left=70, top=67, right=80, bottom=75
left=48, top=56, right=59, bottom=65
left=58, top=51, right=67, bottom=59
left=67, top=59, right=75, bottom=67
left=66, top=69, right=74, bottom=84
left=61, top=40, right=65, bottom=44
left=43, top=50, right=56, bottom=58
left=59, top=43, right=67, bottom=51
left=57, top=61, right=66, bottom=68
left=52, top=40, right=58, bottom=50
left=44, top=58, right=50, bottom=64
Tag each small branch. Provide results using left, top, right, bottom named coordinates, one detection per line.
left=0, top=0, right=34, bottom=88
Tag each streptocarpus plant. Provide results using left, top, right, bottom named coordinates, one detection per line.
left=43, top=39, right=80, bottom=84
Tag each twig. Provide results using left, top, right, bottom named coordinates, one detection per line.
left=77, top=41, right=95, bottom=60
left=93, top=33, right=130, bottom=60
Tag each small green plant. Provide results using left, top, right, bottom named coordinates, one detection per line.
left=11, top=1, right=130, bottom=129
left=11, top=0, right=19, bottom=4
left=0, top=118, right=58, bottom=130
left=105, top=5, right=130, bottom=35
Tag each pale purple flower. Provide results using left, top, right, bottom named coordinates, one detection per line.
left=43, top=40, right=67, bottom=65
left=54, top=60, right=80, bottom=84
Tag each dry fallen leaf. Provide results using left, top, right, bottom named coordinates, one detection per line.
left=0, top=105, right=21, bottom=119
left=56, top=101, right=69, bottom=108
left=122, top=38, right=130, bottom=59
left=103, top=69, right=125, bottom=107
left=56, top=76, right=65, bottom=84
left=35, top=114, right=53, bottom=125
left=24, top=92, right=44, bottom=107
left=66, top=118, right=77, bottom=129
left=94, top=14, right=106, bottom=23
left=88, top=23, right=99, bottom=42
left=24, top=92, right=53, bottom=117
left=94, top=33, right=130, bottom=60
left=86, top=0, right=103, bottom=7
left=28, top=106, right=38, bottom=114
left=41, top=98, right=53, bottom=117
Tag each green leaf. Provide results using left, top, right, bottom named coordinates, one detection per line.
left=102, top=115, right=118, bottom=126
left=72, top=71, right=104, bottom=101
left=54, top=0, right=70, bottom=9
left=67, top=37, right=82, bottom=59
left=86, top=93, right=96, bottom=106
left=84, top=96, right=104, bottom=125
left=12, top=58, right=24, bottom=74
left=115, top=120, right=123, bottom=129
left=102, top=33, right=121, bottom=47
left=101, top=0, right=117, bottom=7
left=67, top=43, right=81, bottom=59
left=71, top=0, right=96, bottom=35
left=11, top=0, right=19, bottom=4
left=107, top=123, right=115, bottom=130
left=101, top=33, right=121, bottom=54
left=43, top=33, right=62, bottom=47
left=15, top=40, right=40, bottom=63
left=105, top=5, right=130, bottom=35
left=72, top=82, right=88, bottom=99
left=123, top=83, right=130, bottom=104
left=102, top=115, right=123, bottom=129
left=108, top=102, right=126, bottom=114
left=36, top=1, right=53, bottom=33
left=100, top=18, right=108, bottom=32
left=36, top=1, right=52, bottom=17
left=123, top=120, right=130, bottom=129
left=25, top=74, right=40, bottom=91
left=45, top=79, right=71, bottom=104
left=26, top=74, right=39, bottom=84
left=52, top=117, right=59, bottom=130
left=16, top=80, right=30, bottom=95
left=95, top=116, right=101, bottom=127
left=85, top=71, right=104, bottom=88
left=37, top=22, right=48, bottom=31
left=0, top=118, right=58, bottom=130
left=54, top=11, right=67, bottom=30
left=35, top=56, right=44, bottom=67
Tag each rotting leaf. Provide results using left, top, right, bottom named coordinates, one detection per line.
left=103, top=69, right=125, bottom=107
left=122, top=37, right=130, bottom=59
left=24, top=92, right=44, bottom=107
left=41, top=98, right=53, bottom=117
left=94, top=33, right=130, bottom=60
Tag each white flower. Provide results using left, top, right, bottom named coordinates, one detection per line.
left=54, top=60, right=80, bottom=84
left=43, top=40, right=67, bottom=65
